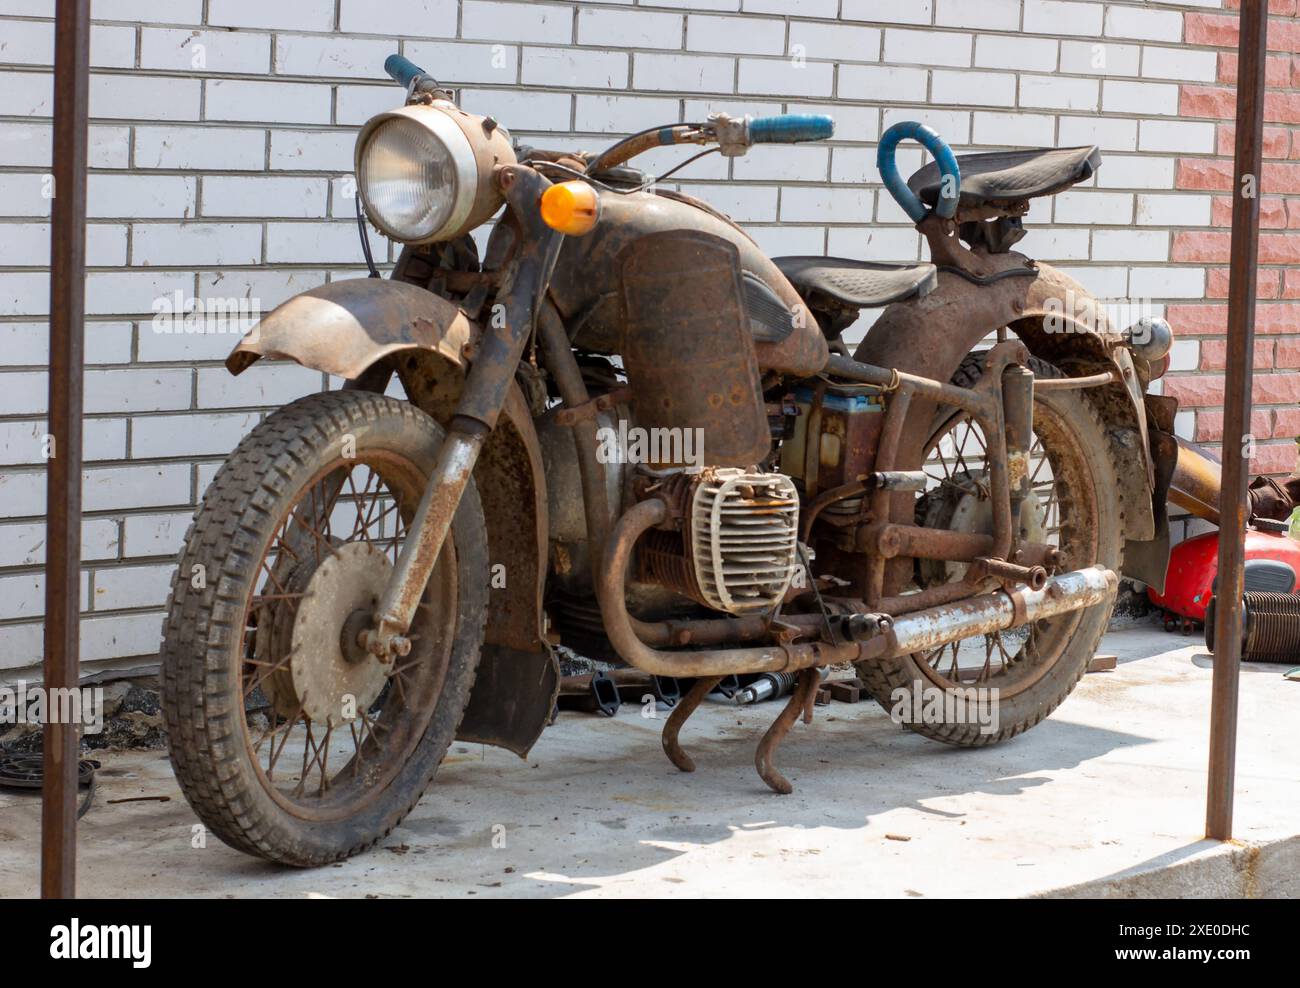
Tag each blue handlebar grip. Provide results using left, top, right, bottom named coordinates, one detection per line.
left=877, top=121, right=962, bottom=222
left=749, top=114, right=835, bottom=144
left=384, top=54, right=426, bottom=89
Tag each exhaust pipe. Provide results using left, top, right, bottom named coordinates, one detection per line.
left=1168, top=432, right=1300, bottom=527
left=874, top=566, right=1119, bottom=660
left=1169, top=435, right=1222, bottom=525
left=598, top=498, right=1118, bottom=676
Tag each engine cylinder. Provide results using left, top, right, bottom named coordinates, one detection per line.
left=637, top=468, right=800, bottom=615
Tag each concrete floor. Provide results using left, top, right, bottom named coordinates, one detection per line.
left=1, top=625, right=1296, bottom=898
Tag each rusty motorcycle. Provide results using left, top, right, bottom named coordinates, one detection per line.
left=160, top=54, right=1220, bottom=866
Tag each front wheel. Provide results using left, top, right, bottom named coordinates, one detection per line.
left=160, top=390, right=488, bottom=866
left=856, top=354, right=1123, bottom=745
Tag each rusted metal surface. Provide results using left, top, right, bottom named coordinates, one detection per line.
left=1003, top=364, right=1034, bottom=520
left=330, top=167, right=561, bottom=667
left=869, top=567, right=1118, bottom=659
left=456, top=644, right=559, bottom=756
left=846, top=341, right=1025, bottom=607
left=555, top=672, right=620, bottom=716
left=661, top=676, right=723, bottom=773
left=400, top=356, right=556, bottom=753
left=863, top=385, right=913, bottom=604
left=454, top=166, right=559, bottom=429
left=863, top=522, right=995, bottom=562
left=597, top=493, right=1114, bottom=683
left=548, top=189, right=827, bottom=377
left=587, top=124, right=702, bottom=174
left=754, top=667, right=820, bottom=794
left=1125, top=426, right=1178, bottom=595
left=1248, top=471, right=1300, bottom=521
left=1033, top=369, right=1119, bottom=390
left=595, top=498, right=863, bottom=677
left=454, top=383, right=556, bottom=756
left=226, top=277, right=475, bottom=378
left=788, top=382, right=887, bottom=495
left=872, top=578, right=996, bottom=618
left=537, top=302, right=613, bottom=567
left=42, top=0, right=90, bottom=901
left=618, top=230, right=771, bottom=468
left=367, top=420, right=488, bottom=655
left=1169, top=436, right=1223, bottom=525
left=1208, top=0, right=1268, bottom=842
left=468, top=385, right=550, bottom=652
left=971, top=556, right=1048, bottom=591
left=635, top=609, right=825, bottom=648
left=850, top=256, right=1158, bottom=594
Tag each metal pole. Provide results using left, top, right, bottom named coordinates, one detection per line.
left=1207, top=0, right=1268, bottom=841
left=41, top=0, right=90, bottom=899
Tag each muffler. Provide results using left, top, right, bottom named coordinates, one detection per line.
left=869, top=566, right=1119, bottom=660
left=1169, top=435, right=1222, bottom=525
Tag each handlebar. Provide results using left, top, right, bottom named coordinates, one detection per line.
left=384, top=54, right=425, bottom=88
left=877, top=121, right=961, bottom=223
left=380, top=54, right=834, bottom=173
left=385, top=53, right=447, bottom=97
left=749, top=114, right=835, bottom=144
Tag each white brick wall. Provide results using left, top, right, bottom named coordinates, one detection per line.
left=0, top=0, right=1233, bottom=682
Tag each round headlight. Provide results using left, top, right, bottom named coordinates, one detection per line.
left=356, top=103, right=479, bottom=244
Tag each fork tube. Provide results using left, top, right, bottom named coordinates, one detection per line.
left=373, top=416, right=489, bottom=638
left=372, top=165, right=557, bottom=648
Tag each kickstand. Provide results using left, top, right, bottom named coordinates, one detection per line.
left=755, top=667, right=820, bottom=794
left=661, top=676, right=723, bottom=772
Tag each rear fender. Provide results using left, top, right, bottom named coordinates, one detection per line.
left=853, top=254, right=1161, bottom=589
left=230, top=278, right=557, bottom=756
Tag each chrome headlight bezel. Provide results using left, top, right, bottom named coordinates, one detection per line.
left=355, top=102, right=480, bottom=245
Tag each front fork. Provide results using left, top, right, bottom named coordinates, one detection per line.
left=361, top=165, right=557, bottom=660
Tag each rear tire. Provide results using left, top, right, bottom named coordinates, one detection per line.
left=855, top=355, right=1123, bottom=746
left=160, top=390, right=488, bottom=866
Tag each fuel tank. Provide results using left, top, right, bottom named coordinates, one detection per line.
left=1149, top=528, right=1300, bottom=623
left=547, top=188, right=828, bottom=378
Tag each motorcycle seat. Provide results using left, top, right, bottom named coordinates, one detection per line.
left=909, top=145, right=1101, bottom=211
left=773, top=256, right=938, bottom=309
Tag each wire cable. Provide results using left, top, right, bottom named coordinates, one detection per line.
left=355, top=194, right=382, bottom=278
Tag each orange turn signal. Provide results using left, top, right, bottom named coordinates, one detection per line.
left=540, top=180, right=600, bottom=236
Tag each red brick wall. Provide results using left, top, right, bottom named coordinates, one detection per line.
left=1167, top=0, right=1300, bottom=476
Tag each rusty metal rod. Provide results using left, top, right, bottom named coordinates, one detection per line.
left=41, top=0, right=90, bottom=902
left=661, top=676, right=723, bottom=772
left=754, top=667, right=820, bottom=794
left=1032, top=370, right=1119, bottom=391
left=537, top=303, right=612, bottom=568
left=1208, top=0, right=1268, bottom=842
left=370, top=417, right=488, bottom=647
left=865, top=385, right=913, bottom=604
left=825, top=353, right=996, bottom=414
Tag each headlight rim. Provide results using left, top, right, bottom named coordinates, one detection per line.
left=355, top=102, right=479, bottom=245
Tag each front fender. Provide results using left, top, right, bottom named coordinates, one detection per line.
left=854, top=254, right=1163, bottom=590
left=230, top=277, right=557, bottom=756
left=227, top=278, right=474, bottom=378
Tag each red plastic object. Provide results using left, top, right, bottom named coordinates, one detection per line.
left=1149, top=528, right=1300, bottom=623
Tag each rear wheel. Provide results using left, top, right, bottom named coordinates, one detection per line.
left=855, top=354, right=1122, bottom=745
left=160, top=390, right=487, bottom=866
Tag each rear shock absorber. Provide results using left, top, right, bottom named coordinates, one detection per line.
left=1205, top=592, right=1300, bottom=662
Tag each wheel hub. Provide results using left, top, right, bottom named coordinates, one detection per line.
left=918, top=470, right=1046, bottom=586
left=277, top=542, right=394, bottom=727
